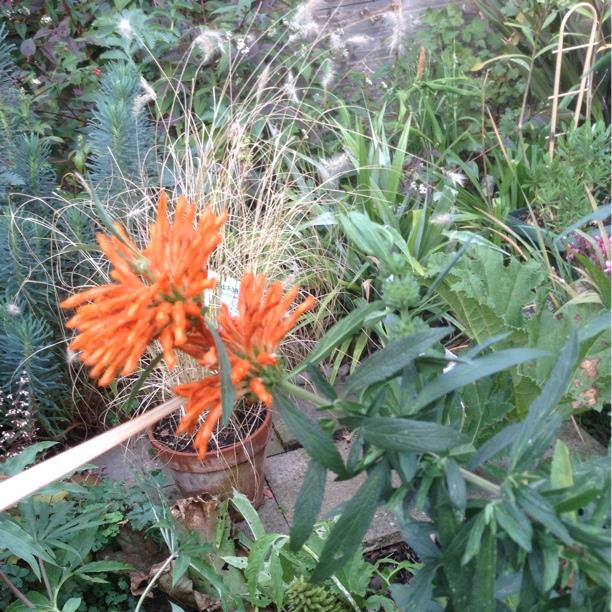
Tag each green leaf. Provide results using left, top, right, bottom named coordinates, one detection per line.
left=462, top=513, right=487, bottom=565
left=528, top=533, right=559, bottom=593
left=245, top=533, right=282, bottom=596
left=290, top=460, right=327, bottom=550
left=293, top=301, right=385, bottom=374
left=578, top=310, right=611, bottom=343
left=390, top=562, right=437, bottom=611
left=273, top=390, right=346, bottom=476
left=363, top=417, right=467, bottom=453
left=550, top=440, right=574, bottom=490
left=516, top=487, right=572, bottom=545
left=471, top=523, right=496, bottom=611
left=345, top=327, right=450, bottom=395
left=311, top=461, right=387, bottom=582
left=77, top=560, right=131, bottom=574
left=445, top=459, right=466, bottom=512
left=0, top=442, right=56, bottom=477
left=494, top=500, right=532, bottom=552
left=269, top=550, right=284, bottom=610
left=61, top=598, right=82, bottom=612
left=413, top=348, right=547, bottom=411
left=208, top=325, right=235, bottom=426
left=230, top=491, right=265, bottom=540
left=468, top=423, right=521, bottom=469
left=172, top=555, right=191, bottom=588
left=0, top=520, right=54, bottom=579
left=305, top=363, right=337, bottom=401
left=510, top=331, right=578, bottom=472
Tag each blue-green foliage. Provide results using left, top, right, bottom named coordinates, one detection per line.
left=86, top=62, right=156, bottom=199
left=0, top=25, right=56, bottom=203
left=0, top=305, right=67, bottom=433
left=0, top=27, right=68, bottom=440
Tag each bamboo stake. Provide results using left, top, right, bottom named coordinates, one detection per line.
left=548, top=2, right=599, bottom=158
left=0, top=397, right=183, bottom=512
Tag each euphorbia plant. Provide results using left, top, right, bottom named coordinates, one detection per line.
left=61, top=192, right=314, bottom=458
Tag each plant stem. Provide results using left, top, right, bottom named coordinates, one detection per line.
left=134, top=553, right=176, bottom=612
left=122, top=353, right=163, bottom=415
left=279, top=380, right=330, bottom=408
left=459, top=467, right=501, bottom=496
left=0, top=568, right=35, bottom=608
left=38, top=559, right=53, bottom=601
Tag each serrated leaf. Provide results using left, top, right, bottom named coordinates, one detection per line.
left=290, top=460, right=327, bottom=550
left=363, top=417, right=467, bottom=453
left=0, top=442, right=56, bottom=477
left=311, top=461, right=387, bottom=582
left=510, top=330, right=578, bottom=472
left=230, top=490, right=265, bottom=539
left=274, top=390, right=346, bottom=476
left=413, top=348, right=547, bottom=411
left=345, top=327, right=450, bottom=395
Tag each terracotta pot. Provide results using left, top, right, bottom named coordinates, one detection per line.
left=147, top=407, right=271, bottom=508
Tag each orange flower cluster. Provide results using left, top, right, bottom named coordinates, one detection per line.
left=175, top=273, right=315, bottom=459
left=62, top=193, right=314, bottom=461
left=61, top=193, right=224, bottom=386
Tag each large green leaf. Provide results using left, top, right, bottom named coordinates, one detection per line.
left=509, top=330, right=577, bottom=472
left=311, top=461, right=388, bottom=582
left=292, top=301, right=385, bottom=375
left=273, top=391, right=346, bottom=476
left=290, top=460, right=327, bottom=551
left=413, top=348, right=547, bottom=411
left=363, top=417, right=467, bottom=453
left=344, top=327, right=450, bottom=395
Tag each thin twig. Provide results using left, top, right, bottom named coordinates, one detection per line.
left=0, top=568, right=35, bottom=608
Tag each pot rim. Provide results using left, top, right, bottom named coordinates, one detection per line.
left=146, top=403, right=272, bottom=460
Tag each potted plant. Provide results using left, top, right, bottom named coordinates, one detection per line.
left=146, top=398, right=272, bottom=505
left=61, top=192, right=314, bottom=507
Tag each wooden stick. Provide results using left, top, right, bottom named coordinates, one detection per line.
left=0, top=398, right=183, bottom=512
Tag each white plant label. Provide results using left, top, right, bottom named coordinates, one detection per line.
left=219, top=276, right=240, bottom=316
left=204, top=270, right=240, bottom=315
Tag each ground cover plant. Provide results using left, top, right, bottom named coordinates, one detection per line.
left=0, top=0, right=610, bottom=610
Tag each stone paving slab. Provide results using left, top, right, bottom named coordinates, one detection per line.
left=264, top=442, right=401, bottom=550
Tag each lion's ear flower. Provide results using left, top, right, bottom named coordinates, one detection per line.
left=61, top=192, right=225, bottom=386
left=174, top=273, right=315, bottom=460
